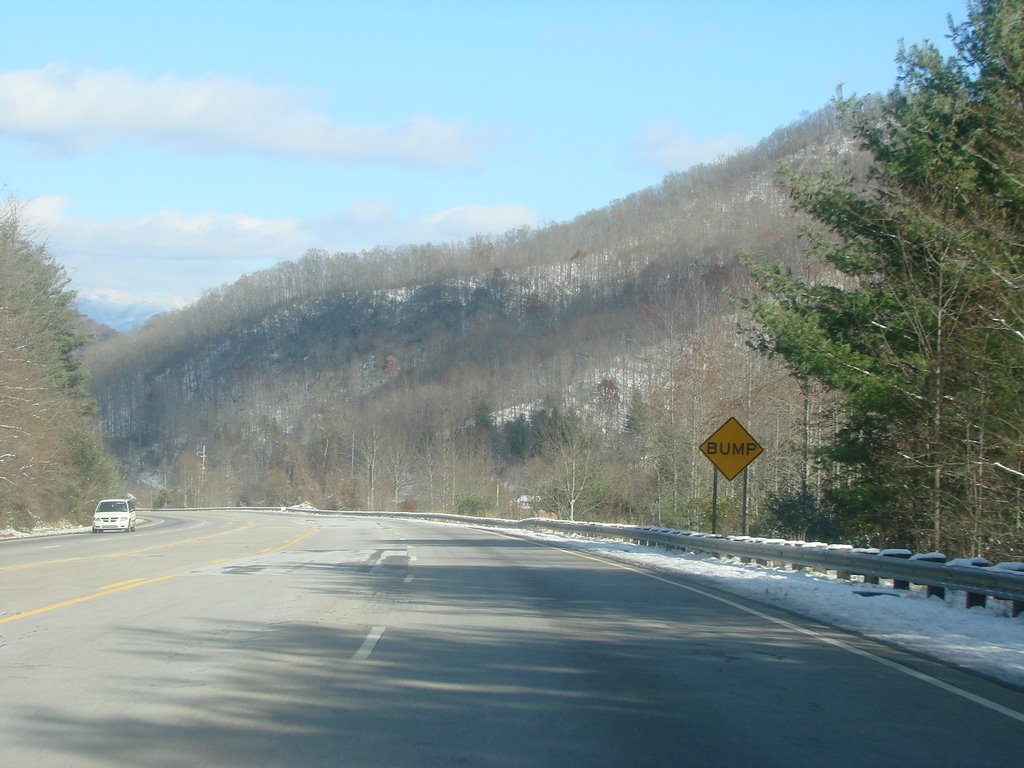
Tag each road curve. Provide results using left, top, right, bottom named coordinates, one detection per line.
left=1, top=509, right=1021, bottom=767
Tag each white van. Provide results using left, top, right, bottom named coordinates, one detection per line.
left=92, top=498, right=137, bottom=533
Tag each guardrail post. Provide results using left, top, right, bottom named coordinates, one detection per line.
left=949, top=557, right=992, bottom=610
left=880, top=549, right=913, bottom=589
left=852, top=548, right=880, bottom=583
left=993, top=563, right=1024, bottom=617
left=910, top=552, right=947, bottom=599
left=827, top=545, right=854, bottom=580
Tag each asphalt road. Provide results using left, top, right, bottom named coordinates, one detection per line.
left=1, top=509, right=1021, bottom=767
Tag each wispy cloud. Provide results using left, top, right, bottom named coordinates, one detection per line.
left=420, top=204, right=539, bottom=240
left=0, top=64, right=480, bottom=167
left=23, top=195, right=309, bottom=297
left=24, top=195, right=308, bottom=261
left=22, top=195, right=540, bottom=298
left=634, top=121, right=748, bottom=172
left=308, top=202, right=540, bottom=249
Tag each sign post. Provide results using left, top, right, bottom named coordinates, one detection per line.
left=699, top=417, right=763, bottom=534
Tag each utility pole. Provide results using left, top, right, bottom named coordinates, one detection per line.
left=196, top=445, right=207, bottom=502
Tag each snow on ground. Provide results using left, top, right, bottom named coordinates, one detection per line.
left=499, top=527, right=1024, bottom=689
left=0, top=524, right=91, bottom=538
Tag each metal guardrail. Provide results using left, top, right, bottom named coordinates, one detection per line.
left=308, top=509, right=1024, bottom=617
left=158, top=507, right=1024, bottom=618
left=517, top=519, right=1024, bottom=617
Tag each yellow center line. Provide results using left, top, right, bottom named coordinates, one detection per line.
left=100, top=577, right=150, bottom=590
left=0, top=571, right=188, bottom=624
left=261, top=524, right=318, bottom=553
left=0, top=521, right=318, bottom=624
left=0, top=520, right=256, bottom=573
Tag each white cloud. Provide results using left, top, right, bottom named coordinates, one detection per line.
left=309, top=201, right=540, bottom=248
left=0, top=64, right=480, bottom=167
left=21, top=196, right=308, bottom=297
left=635, top=121, right=748, bottom=172
left=336, top=201, right=398, bottom=226
left=20, top=193, right=67, bottom=222
left=22, top=195, right=541, bottom=299
left=422, top=204, right=540, bottom=239
left=24, top=196, right=307, bottom=261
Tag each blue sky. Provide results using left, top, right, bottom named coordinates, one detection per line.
left=1, top=1, right=966, bottom=311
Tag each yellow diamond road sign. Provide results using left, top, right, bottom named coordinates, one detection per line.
left=700, top=417, right=763, bottom=481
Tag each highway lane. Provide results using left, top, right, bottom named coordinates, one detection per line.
left=0, top=510, right=1022, bottom=767
left=0, top=509, right=313, bottom=622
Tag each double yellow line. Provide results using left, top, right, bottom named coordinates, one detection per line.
left=0, top=571, right=187, bottom=624
left=0, top=521, right=317, bottom=625
left=0, top=520, right=255, bottom=573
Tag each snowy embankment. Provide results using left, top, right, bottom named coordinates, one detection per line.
left=503, top=527, right=1024, bottom=689
left=0, top=524, right=91, bottom=538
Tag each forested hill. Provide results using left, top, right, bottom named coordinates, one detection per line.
left=1, top=206, right=119, bottom=529
left=84, top=105, right=854, bottom=522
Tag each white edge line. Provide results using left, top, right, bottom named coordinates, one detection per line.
left=490, top=529, right=1024, bottom=726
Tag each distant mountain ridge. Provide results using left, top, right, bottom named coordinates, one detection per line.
left=76, top=293, right=185, bottom=332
